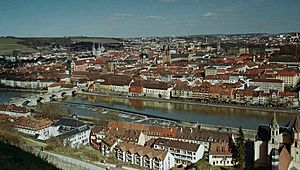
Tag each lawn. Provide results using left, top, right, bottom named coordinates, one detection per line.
left=0, top=37, right=36, bottom=55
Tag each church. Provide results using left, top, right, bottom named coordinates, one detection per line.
left=254, top=113, right=300, bottom=169
left=92, top=43, right=105, bottom=57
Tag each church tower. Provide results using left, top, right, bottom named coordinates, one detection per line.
left=290, top=115, right=300, bottom=168
left=92, top=43, right=96, bottom=56
left=162, top=46, right=171, bottom=63
left=268, top=113, right=280, bottom=154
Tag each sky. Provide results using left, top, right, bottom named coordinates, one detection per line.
left=0, top=0, right=299, bottom=38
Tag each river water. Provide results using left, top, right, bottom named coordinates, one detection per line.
left=65, top=94, right=297, bottom=130
left=0, top=91, right=297, bottom=130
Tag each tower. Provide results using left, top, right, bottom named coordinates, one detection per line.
left=92, top=43, right=96, bottom=56
left=268, top=113, right=280, bottom=154
left=290, top=115, right=300, bottom=168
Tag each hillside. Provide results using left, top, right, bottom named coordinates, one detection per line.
left=71, top=37, right=123, bottom=43
left=0, top=141, right=58, bottom=170
left=0, top=37, right=36, bottom=55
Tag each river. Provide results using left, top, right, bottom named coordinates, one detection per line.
left=0, top=90, right=297, bottom=130
left=64, top=93, right=297, bottom=130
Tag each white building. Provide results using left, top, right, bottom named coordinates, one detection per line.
left=115, top=142, right=175, bottom=170
left=14, top=117, right=53, bottom=140
left=248, top=79, right=284, bottom=93
left=50, top=117, right=91, bottom=148
left=209, top=142, right=234, bottom=167
left=153, top=138, right=204, bottom=166
left=143, top=82, right=173, bottom=99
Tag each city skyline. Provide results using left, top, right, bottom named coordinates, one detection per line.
left=0, top=0, right=300, bottom=38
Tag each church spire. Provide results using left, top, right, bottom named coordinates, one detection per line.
left=271, top=113, right=278, bottom=128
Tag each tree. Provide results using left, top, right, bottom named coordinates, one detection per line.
left=93, top=111, right=120, bottom=126
left=232, top=127, right=246, bottom=170
left=35, top=103, right=70, bottom=120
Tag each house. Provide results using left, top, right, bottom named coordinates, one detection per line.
left=115, top=142, right=175, bottom=170
left=152, top=138, right=205, bottom=166
left=275, top=69, right=299, bottom=87
left=50, top=117, right=91, bottom=148
left=90, top=133, right=121, bottom=156
left=0, top=104, right=31, bottom=117
left=143, top=81, right=173, bottom=99
left=129, top=80, right=144, bottom=96
left=14, top=117, right=53, bottom=140
left=248, top=79, right=284, bottom=93
left=170, top=54, right=190, bottom=62
left=209, top=142, right=234, bottom=167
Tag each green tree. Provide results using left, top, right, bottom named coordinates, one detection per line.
left=232, top=127, right=246, bottom=170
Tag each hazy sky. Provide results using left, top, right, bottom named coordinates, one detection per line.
left=0, top=0, right=299, bottom=37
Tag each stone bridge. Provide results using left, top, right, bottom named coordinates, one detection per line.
left=13, top=87, right=84, bottom=107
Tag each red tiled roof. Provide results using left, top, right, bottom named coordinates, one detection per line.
left=14, top=117, right=52, bottom=131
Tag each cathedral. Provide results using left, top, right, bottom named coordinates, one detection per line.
left=254, top=113, right=300, bottom=170
left=92, top=43, right=105, bottom=57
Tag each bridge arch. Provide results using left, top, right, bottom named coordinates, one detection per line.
left=61, top=92, right=67, bottom=98
left=50, top=94, right=58, bottom=101
left=37, top=97, right=44, bottom=103
left=22, top=100, right=31, bottom=106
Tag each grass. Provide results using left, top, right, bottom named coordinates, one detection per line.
left=71, top=37, right=122, bottom=43
left=0, top=37, right=36, bottom=55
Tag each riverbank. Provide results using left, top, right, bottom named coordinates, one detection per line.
left=78, top=91, right=299, bottom=114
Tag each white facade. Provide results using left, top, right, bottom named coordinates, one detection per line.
left=15, top=126, right=51, bottom=140
left=111, top=85, right=130, bottom=93
left=153, top=142, right=205, bottom=166
left=0, top=110, right=31, bottom=117
left=144, top=87, right=173, bottom=99
left=61, top=127, right=91, bottom=148
left=0, top=79, right=52, bottom=89
left=209, top=154, right=234, bottom=166
left=115, top=148, right=175, bottom=170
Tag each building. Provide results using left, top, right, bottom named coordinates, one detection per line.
left=208, top=142, right=234, bottom=167
left=115, top=142, right=175, bottom=170
left=205, top=66, right=217, bottom=77
left=254, top=114, right=300, bottom=169
left=248, top=79, right=284, bottom=93
left=14, top=117, right=53, bottom=140
left=275, top=69, right=299, bottom=87
left=0, top=104, right=31, bottom=117
left=143, top=81, right=173, bottom=99
left=90, top=133, right=120, bottom=156
left=50, top=117, right=91, bottom=148
left=152, top=138, right=205, bottom=166
left=170, top=54, right=190, bottom=62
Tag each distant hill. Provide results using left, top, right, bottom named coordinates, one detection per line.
left=71, top=37, right=123, bottom=43
left=0, top=37, right=36, bottom=55
left=0, top=141, right=58, bottom=170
